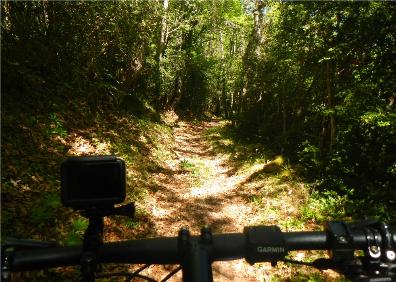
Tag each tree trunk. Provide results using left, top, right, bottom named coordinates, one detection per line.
left=154, top=0, right=169, bottom=110
left=320, top=61, right=336, bottom=153
left=282, top=84, right=287, bottom=143
left=326, top=60, right=335, bottom=152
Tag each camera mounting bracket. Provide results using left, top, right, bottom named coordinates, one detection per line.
left=79, top=203, right=135, bottom=282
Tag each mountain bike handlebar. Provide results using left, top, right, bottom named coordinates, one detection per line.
left=3, top=221, right=396, bottom=282
left=9, top=232, right=326, bottom=270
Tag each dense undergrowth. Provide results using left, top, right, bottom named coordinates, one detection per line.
left=1, top=98, right=175, bottom=244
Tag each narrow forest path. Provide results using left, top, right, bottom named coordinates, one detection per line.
left=135, top=119, right=316, bottom=281
left=147, top=120, right=262, bottom=234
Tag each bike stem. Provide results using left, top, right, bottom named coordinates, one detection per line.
left=81, top=215, right=103, bottom=282
left=178, top=226, right=214, bottom=282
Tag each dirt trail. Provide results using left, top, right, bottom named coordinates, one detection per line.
left=140, top=120, right=272, bottom=281
left=148, top=121, right=262, bottom=232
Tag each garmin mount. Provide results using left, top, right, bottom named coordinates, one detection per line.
left=242, top=220, right=396, bottom=281
left=60, top=155, right=135, bottom=282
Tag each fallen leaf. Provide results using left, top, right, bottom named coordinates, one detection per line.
left=10, top=179, right=21, bottom=187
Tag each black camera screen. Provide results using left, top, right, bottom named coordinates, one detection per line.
left=61, top=156, right=126, bottom=208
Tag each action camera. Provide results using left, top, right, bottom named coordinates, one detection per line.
left=61, top=155, right=126, bottom=209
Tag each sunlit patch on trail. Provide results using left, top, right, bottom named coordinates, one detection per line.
left=68, top=135, right=96, bottom=155
left=150, top=205, right=169, bottom=218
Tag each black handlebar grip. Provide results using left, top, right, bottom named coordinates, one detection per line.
left=11, top=246, right=82, bottom=272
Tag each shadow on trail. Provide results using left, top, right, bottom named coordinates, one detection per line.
left=146, top=177, right=235, bottom=234
left=173, top=122, right=214, bottom=158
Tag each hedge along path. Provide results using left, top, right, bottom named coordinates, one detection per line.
left=135, top=120, right=317, bottom=281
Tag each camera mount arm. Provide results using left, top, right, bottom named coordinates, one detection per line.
left=79, top=203, right=135, bottom=282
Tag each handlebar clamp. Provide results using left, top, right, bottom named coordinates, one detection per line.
left=324, top=220, right=396, bottom=281
left=325, top=221, right=355, bottom=262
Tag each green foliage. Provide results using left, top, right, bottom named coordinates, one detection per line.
left=31, top=193, right=62, bottom=228
left=180, top=159, right=196, bottom=171
left=65, top=218, right=89, bottom=246
left=117, top=216, right=141, bottom=230
left=45, top=113, right=68, bottom=138
left=320, top=110, right=396, bottom=218
left=1, top=0, right=251, bottom=117
left=298, top=141, right=322, bottom=178
left=237, top=1, right=396, bottom=220
left=153, top=0, right=251, bottom=116
left=270, top=272, right=327, bottom=282
left=1, top=1, right=161, bottom=113
left=301, top=190, right=348, bottom=224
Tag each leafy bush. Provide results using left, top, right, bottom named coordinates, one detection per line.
left=298, top=141, right=322, bottom=179
left=319, top=111, right=396, bottom=220
left=301, top=190, right=349, bottom=224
